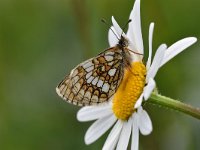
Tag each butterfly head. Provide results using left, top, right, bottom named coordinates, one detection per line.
left=117, top=35, right=129, bottom=49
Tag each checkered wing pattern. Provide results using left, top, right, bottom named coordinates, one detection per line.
left=56, top=47, right=125, bottom=106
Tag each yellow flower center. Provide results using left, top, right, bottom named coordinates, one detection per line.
left=112, top=62, right=146, bottom=120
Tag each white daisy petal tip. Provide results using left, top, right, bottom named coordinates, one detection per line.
left=146, top=43, right=167, bottom=81
left=160, top=43, right=167, bottom=50
left=77, top=106, right=92, bottom=121
left=190, top=37, right=197, bottom=43
left=77, top=105, right=112, bottom=122
left=160, top=37, right=197, bottom=67
left=84, top=137, right=91, bottom=145
left=111, top=16, right=124, bottom=38
left=127, top=0, right=144, bottom=53
left=150, top=22, right=155, bottom=26
left=138, top=108, right=153, bottom=135
left=108, top=26, right=118, bottom=47
left=146, top=22, right=155, bottom=69
left=184, top=37, right=197, bottom=44
left=84, top=115, right=117, bottom=145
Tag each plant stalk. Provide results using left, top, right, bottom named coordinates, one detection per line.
left=147, top=92, right=200, bottom=120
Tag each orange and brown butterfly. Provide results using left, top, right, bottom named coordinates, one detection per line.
left=56, top=20, right=141, bottom=106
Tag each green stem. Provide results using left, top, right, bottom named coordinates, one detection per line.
left=147, top=92, right=200, bottom=120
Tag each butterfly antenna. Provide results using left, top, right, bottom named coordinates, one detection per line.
left=128, top=49, right=143, bottom=56
left=101, top=18, right=120, bottom=41
left=120, top=19, right=132, bottom=36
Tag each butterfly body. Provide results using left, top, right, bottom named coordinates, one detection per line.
left=56, top=36, right=133, bottom=106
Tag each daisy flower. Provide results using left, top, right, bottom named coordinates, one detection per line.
left=77, top=0, right=197, bottom=149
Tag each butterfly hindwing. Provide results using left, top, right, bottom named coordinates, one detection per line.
left=56, top=47, right=125, bottom=106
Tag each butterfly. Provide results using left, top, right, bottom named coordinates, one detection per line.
left=56, top=23, right=142, bottom=106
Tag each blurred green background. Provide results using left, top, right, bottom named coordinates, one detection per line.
left=0, top=0, right=200, bottom=149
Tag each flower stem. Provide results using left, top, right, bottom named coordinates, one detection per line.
left=147, top=92, right=200, bottom=120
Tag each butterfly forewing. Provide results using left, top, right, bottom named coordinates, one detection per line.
left=56, top=47, right=125, bottom=106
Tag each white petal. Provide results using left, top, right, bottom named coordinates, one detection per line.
left=137, top=107, right=153, bottom=135
left=127, top=0, right=144, bottom=54
left=108, top=26, right=119, bottom=47
left=131, top=113, right=139, bottom=150
left=146, top=44, right=167, bottom=81
left=146, top=23, right=154, bottom=69
left=102, top=120, right=123, bottom=150
left=77, top=104, right=112, bottom=122
left=116, top=119, right=132, bottom=150
left=85, top=114, right=117, bottom=145
left=143, top=78, right=156, bottom=100
left=111, top=16, right=125, bottom=38
left=160, top=37, right=197, bottom=67
left=134, top=93, right=144, bottom=109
